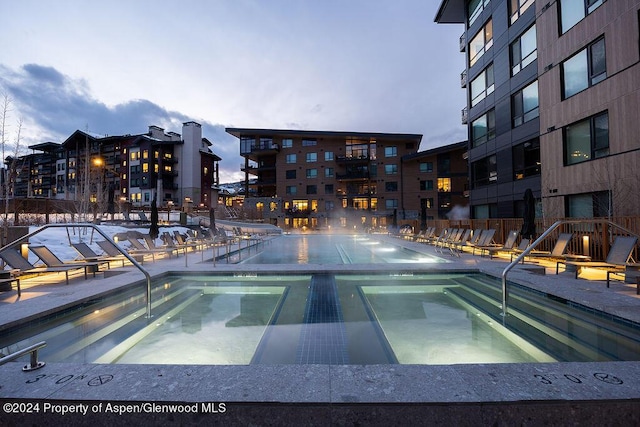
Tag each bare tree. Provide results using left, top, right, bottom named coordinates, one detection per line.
left=1, top=94, right=23, bottom=243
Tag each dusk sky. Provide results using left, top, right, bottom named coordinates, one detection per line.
left=1, top=0, right=466, bottom=182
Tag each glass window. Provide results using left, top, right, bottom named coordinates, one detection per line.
left=324, top=151, right=334, bottom=161
left=512, top=80, right=539, bottom=127
left=511, top=25, right=537, bottom=76
left=384, top=164, right=398, bottom=174
left=560, top=0, right=605, bottom=33
left=468, top=0, right=490, bottom=26
left=282, top=138, right=293, bottom=148
left=470, top=64, right=494, bottom=107
left=302, top=139, right=317, bottom=146
left=324, top=184, right=334, bottom=194
left=306, top=168, right=318, bottom=178
left=510, top=0, right=534, bottom=25
left=472, top=155, right=497, bottom=187
left=286, top=185, right=297, bottom=195
left=324, top=167, right=334, bottom=178
left=419, top=162, right=433, bottom=173
left=564, top=111, right=609, bottom=165
left=437, top=178, right=451, bottom=192
left=562, top=37, right=606, bottom=99
left=419, top=180, right=434, bottom=191
left=469, top=19, right=493, bottom=67
left=513, top=138, right=541, bottom=179
left=566, top=191, right=610, bottom=217
left=306, top=185, right=317, bottom=194
left=471, top=109, right=495, bottom=147
left=385, top=181, right=398, bottom=192
left=306, top=152, right=317, bottom=162
left=286, top=154, right=296, bottom=164
left=384, top=146, right=397, bottom=157
left=385, top=199, right=398, bottom=209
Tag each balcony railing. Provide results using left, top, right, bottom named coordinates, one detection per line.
left=461, top=107, right=468, bottom=125
left=459, top=32, right=466, bottom=52
left=336, top=171, right=370, bottom=180
left=460, top=69, right=467, bottom=88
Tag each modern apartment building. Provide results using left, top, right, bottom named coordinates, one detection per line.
left=228, top=127, right=467, bottom=229
left=6, top=121, right=221, bottom=210
left=436, top=0, right=542, bottom=219
left=436, top=0, right=640, bottom=219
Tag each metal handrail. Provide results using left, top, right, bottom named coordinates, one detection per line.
left=1, top=223, right=153, bottom=318
left=0, top=341, right=46, bottom=371
left=501, top=219, right=640, bottom=317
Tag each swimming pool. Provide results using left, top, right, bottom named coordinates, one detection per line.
left=2, top=272, right=639, bottom=365
left=237, top=234, right=444, bottom=264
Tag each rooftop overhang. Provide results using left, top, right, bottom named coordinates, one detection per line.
left=434, top=0, right=465, bottom=24
left=226, top=128, right=422, bottom=145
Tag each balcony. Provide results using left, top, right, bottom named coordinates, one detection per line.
left=249, top=143, right=279, bottom=155
left=336, top=171, right=370, bottom=181
left=459, top=32, right=466, bottom=52
left=335, top=155, right=370, bottom=164
left=460, top=69, right=467, bottom=88
left=461, top=107, right=468, bottom=125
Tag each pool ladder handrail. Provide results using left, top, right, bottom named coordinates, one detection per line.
left=501, top=219, right=640, bottom=317
left=1, top=223, right=154, bottom=318
left=0, top=341, right=47, bottom=371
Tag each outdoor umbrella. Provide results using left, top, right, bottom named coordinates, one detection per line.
left=107, top=184, right=115, bottom=217
left=520, top=188, right=536, bottom=240
left=149, top=197, right=159, bottom=239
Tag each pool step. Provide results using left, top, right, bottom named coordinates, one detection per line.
left=446, top=277, right=640, bottom=361
left=296, top=274, right=349, bottom=364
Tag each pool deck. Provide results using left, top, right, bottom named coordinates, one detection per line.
left=1, top=234, right=639, bottom=425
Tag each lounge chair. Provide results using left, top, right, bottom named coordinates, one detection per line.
left=71, top=242, right=127, bottom=267
left=128, top=237, right=177, bottom=260
left=0, top=247, right=87, bottom=285
left=449, top=229, right=473, bottom=256
left=557, top=236, right=638, bottom=287
left=476, top=230, right=519, bottom=258
left=30, top=246, right=107, bottom=278
left=522, top=233, right=574, bottom=263
left=469, top=229, right=497, bottom=255
left=509, top=238, right=530, bottom=261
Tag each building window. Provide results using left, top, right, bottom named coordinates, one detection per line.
left=420, top=180, right=434, bottom=191
left=560, top=0, right=606, bottom=34
left=471, top=109, right=495, bottom=147
left=286, top=169, right=296, bottom=179
left=385, top=181, right=398, bottom=192
left=513, top=138, right=541, bottom=179
left=306, top=152, right=317, bottom=162
left=325, top=151, right=334, bottom=161
left=511, top=24, right=537, bottom=76
left=385, top=199, right=398, bottom=209
left=437, top=178, right=451, bottom=192
left=564, top=111, right=609, bottom=165
left=142, top=163, right=149, bottom=173
left=130, top=151, right=140, bottom=161
left=306, top=168, right=318, bottom=178
left=472, top=155, right=497, bottom=187
left=282, top=138, right=293, bottom=148
left=510, top=0, right=534, bottom=24
left=566, top=191, right=610, bottom=218
left=468, top=0, right=491, bottom=26
left=384, top=164, right=398, bottom=175
left=469, top=19, right=493, bottom=67
left=562, top=37, right=606, bottom=99
left=302, top=139, right=317, bottom=146
left=470, top=64, right=494, bottom=107
left=306, top=185, right=317, bottom=195
left=325, top=200, right=335, bottom=211
left=325, top=184, right=334, bottom=194
left=512, top=80, right=539, bottom=127
left=286, top=185, right=297, bottom=195
left=286, top=154, right=296, bottom=164
left=419, top=162, right=433, bottom=173
left=324, top=167, right=334, bottom=178
left=142, top=150, right=149, bottom=159
left=384, top=146, right=397, bottom=157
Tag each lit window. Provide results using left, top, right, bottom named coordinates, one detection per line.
left=469, top=19, right=493, bottom=67
left=564, top=111, right=609, bottom=166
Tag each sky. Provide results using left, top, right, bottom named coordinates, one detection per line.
left=0, top=0, right=466, bottom=183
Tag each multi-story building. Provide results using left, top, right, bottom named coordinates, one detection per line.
left=5, top=121, right=221, bottom=210
left=436, top=0, right=640, bottom=219
left=228, top=127, right=468, bottom=229
left=436, top=0, right=542, bottom=219
left=537, top=0, right=640, bottom=218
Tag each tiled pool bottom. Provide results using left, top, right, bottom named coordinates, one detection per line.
left=3, top=273, right=639, bottom=366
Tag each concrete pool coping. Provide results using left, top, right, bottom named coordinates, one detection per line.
left=1, top=234, right=639, bottom=424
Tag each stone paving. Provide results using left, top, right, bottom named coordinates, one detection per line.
left=1, top=233, right=639, bottom=424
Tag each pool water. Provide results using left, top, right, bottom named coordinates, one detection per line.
left=2, top=273, right=639, bottom=365
left=238, top=235, right=444, bottom=264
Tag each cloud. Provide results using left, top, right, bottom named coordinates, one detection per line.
left=0, top=64, right=241, bottom=181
